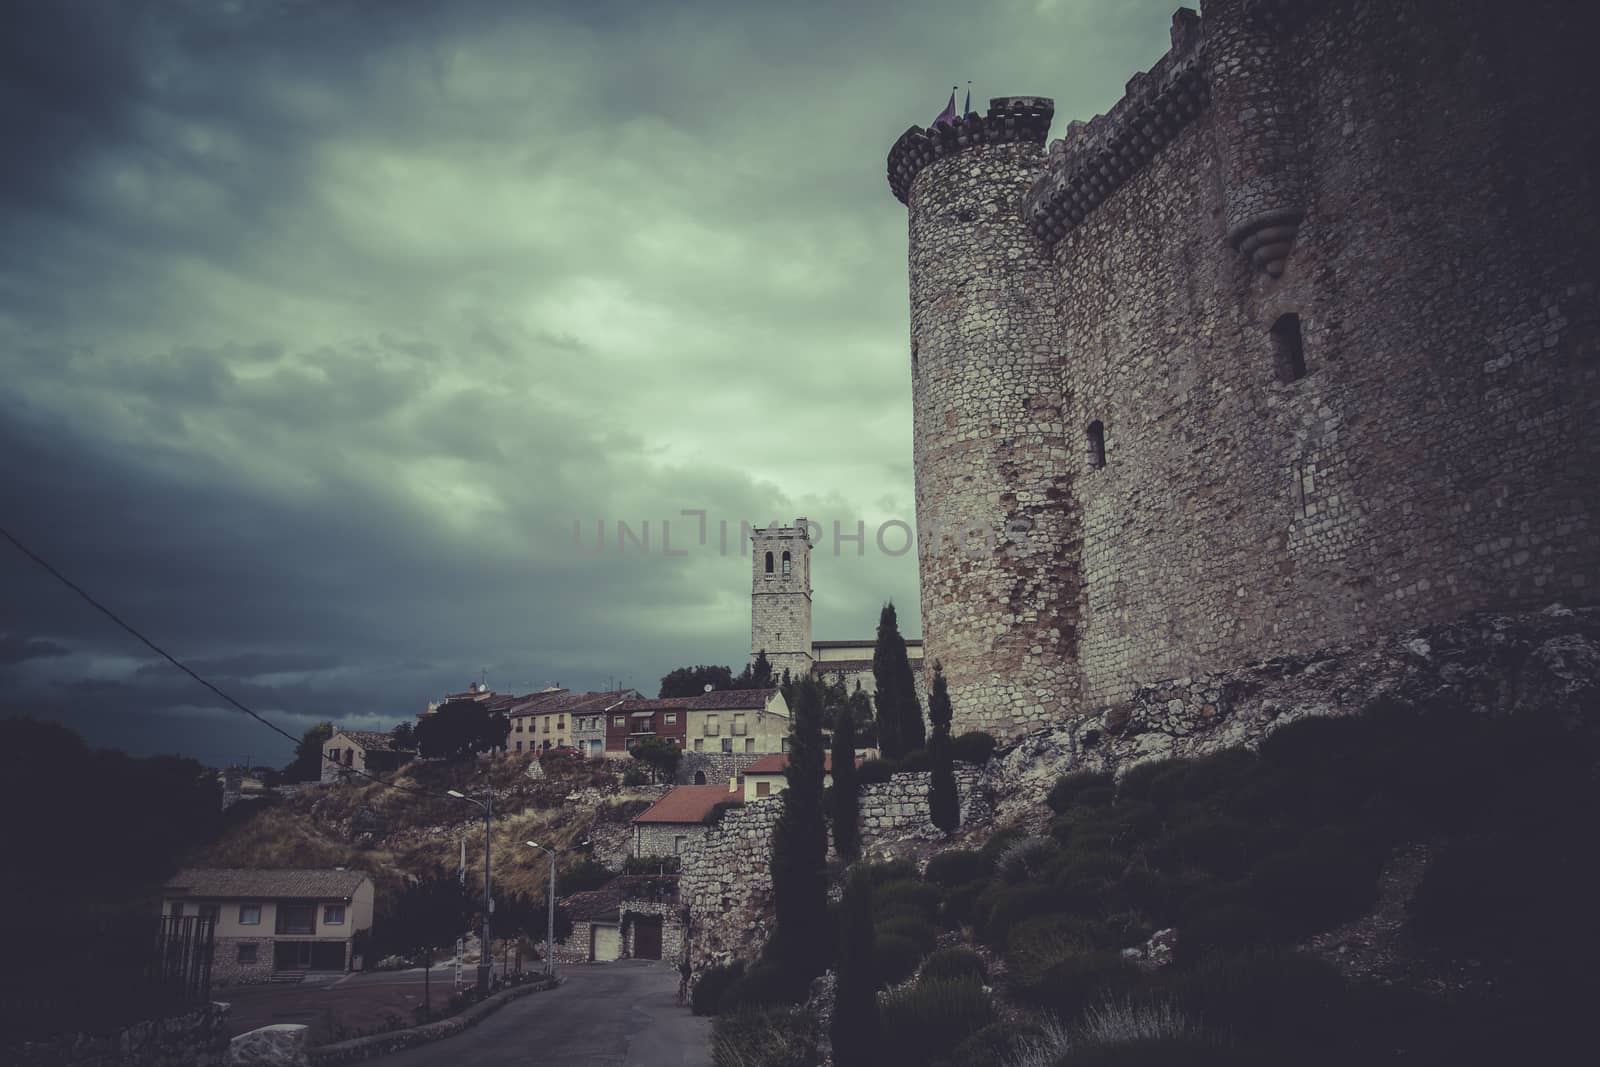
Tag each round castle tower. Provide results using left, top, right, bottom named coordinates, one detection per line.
left=887, top=98, right=1082, bottom=738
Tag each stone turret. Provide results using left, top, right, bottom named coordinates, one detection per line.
left=888, top=98, right=1083, bottom=738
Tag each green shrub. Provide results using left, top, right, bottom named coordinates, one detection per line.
left=1147, top=815, right=1266, bottom=881
left=897, top=747, right=930, bottom=773
left=1246, top=833, right=1384, bottom=939
left=950, top=731, right=998, bottom=765
left=874, top=879, right=942, bottom=923
left=702, top=799, right=742, bottom=827
left=1006, top=914, right=1120, bottom=994
left=879, top=978, right=994, bottom=1065
left=940, top=879, right=988, bottom=930
left=977, top=827, right=1025, bottom=871
left=949, top=1021, right=1045, bottom=1067
left=1165, top=950, right=1350, bottom=1056
left=925, top=849, right=987, bottom=888
left=872, top=933, right=925, bottom=989
left=978, top=884, right=1060, bottom=947
left=1047, top=770, right=1116, bottom=813
left=877, top=914, right=938, bottom=955
left=691, top=961, right=745, bottom=1016
left=711, top=1005, right=821, bottom=1067
left=918, top=946, right=987, bottom=985
left=856, top=859, right=920, bottom=887
left=856, top=759, right=896, bottom=786
left=1011, top=948, right=1140, bottom=1016
left=719, top=960, right=807, bottom=1012
left=997, top=835, right=1058, bottom=882
left=621, top=766, right=649, bottom=787
left=1175, top=893, right=1282, bottom=964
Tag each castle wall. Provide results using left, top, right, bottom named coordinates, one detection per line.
left=1059, top=0, right=1598, bottom=706
left=905, top=125, right=1083, bottom=739
left=891, top=0, right=1598, bottom=734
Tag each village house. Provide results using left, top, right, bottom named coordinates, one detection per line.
left=608, top=689, right=790, bottom=758
left=549, top=874, right=684, bottom=964
left=320, top=729, right=415, bottom=783
left=161, top=868, right=374, bottom=982
left=739, top=750, right=859, bottom=803
left=509, top=688, right=635, bottom=756
left=630, top=783, right=740, bottom=858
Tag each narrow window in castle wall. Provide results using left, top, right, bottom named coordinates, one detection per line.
left=781, top=551, right=792, bottom=577
left=1272, top=313, right=1307, bottom=382
left=911, top=342, right=919, bottom=378
left=1087, top=421, right=1107, bottom=469
left=765, top=551, right=774, bottom=574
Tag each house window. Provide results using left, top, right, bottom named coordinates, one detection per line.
left=1272, top=313, right=1307, bottom=382
left=721, top=738, right=733, bottom=753
left=733, top=714, right=746, bottom=736
left=694, top=738, right=704, bottom=751
left=557, top=716, right=565, bottom=730
left=236, top=943, right=258, bottom=965
left=543, top=718, right=551, bottom=733
left=705, top=714, right=718, bottom=735
left=198, top=903, right=220, bottom=924
left=1087, top=421, right=1106, bottom=469
left=276, top=904, right=315, bottom=935
left=674, top=836, right=688, bottom=854
left=614, top=716, right=625, bottom=727
left=515, top=741, right=522, bottom=752
left=745, top=738, right=755, bottom=753
left=781, top=551, right=791, bottom=577
left=665, top=713, right=677, bottom=724
left=324, top=905, right=346, bottom=926
left=756, top=781, right=771, bottom=798
left=239, top=904, right=261, bottom=926
left=515, top=720, right=523, bottom=732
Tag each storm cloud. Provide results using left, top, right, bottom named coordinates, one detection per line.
left=0, top=0, right=1178, bottom=763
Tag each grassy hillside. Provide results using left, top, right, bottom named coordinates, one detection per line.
left=190, top=753, right=661, bottom=912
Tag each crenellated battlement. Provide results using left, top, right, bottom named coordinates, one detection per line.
left=1023, top=9, right=1207, bottom=245
left=886, top=96, right=1055, bottom=204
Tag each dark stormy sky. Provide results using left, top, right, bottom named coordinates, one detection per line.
left=0, top=0, right=1178, bottom=766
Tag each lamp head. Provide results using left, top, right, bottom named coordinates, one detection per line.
left=526, top=840, right=541, bottom=849
left=447, top=789, right=467, bottom=799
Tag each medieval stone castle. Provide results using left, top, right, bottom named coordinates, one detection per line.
left=888, top=0, right=1598, bottom=738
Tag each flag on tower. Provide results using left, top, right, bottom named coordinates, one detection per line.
left=963, top=84, right=972, bottom=117
left=932, top=89, right=956, bottom=127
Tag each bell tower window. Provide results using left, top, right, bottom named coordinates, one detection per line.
left=1087, top=421, right=1106, bottom=469
left=781, top=551, right=792, bottom=577
left=765, top=551, right=774, bottom=575
left=1272, top=313, right=1306, bottom=382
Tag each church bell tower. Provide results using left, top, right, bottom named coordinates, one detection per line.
left=750, top=521, right=813, bottom=682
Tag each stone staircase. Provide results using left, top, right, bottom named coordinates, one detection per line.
left=269, top=971, right=306, bottom=983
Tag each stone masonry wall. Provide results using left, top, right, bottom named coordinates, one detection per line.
left=632, top=821, right=708, bottom=860
left=210, top=937, right=274, bottom=985
left=10, top=1002, right=231, bottom=1067
left=892, top=0, right=1599, bottom=736
left=622, top=902, right=686, bottom=964
left=680, top=768, right=986, bottom=967
left=905, top=127, right=1083, bottom=741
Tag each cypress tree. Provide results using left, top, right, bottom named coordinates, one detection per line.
left=830, top=708, right=860, bottom=861
left=872, top=602, right=925, bottom=759
left=770, top=677, right=829, bottom=982
left=927, top=661, right=959, bottom=833
left=831, top=867, right=879, bottom=1066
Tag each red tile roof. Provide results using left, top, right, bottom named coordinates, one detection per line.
left=632, top=785, right=740, bottom=824
left=509, top=689, right=633, bottom=718
left=615, top=689, right=779, bottom=714
left=335, top=729, right=414, bottom=753
left=164, top=868, right=370, bottom=899
left=745, top=752, right=854, bottom=775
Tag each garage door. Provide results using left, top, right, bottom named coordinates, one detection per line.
left=633, top=918, right=662, bottom=960
left=591, top=923, right=621, bottom=962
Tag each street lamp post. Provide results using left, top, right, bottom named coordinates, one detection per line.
left=527, top=838, right=588, bottom=978
left=447, top=782, right=494, bottom=994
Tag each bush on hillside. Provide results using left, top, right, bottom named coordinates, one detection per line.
left=856, top=759, right=896, bottom=786
left=719, top=960, right=808, bottom=1012
left=691, top=961, right=745, bottom=1016
left=1013, top=948, right=1141, bottom=1016
left=997, top=835, right=1059, bottom=883
left=857, top=859, right=920, bottom=887
left=1247, top=833, right=1384, bottom=939
left=872, top=933, right=926, bottom=989
left=1047, top=770, right=1116, bottom=813
left=950, top=730, right=998, bottom=765
left=874, top=879, right=941, bottom=924
left=897, top=748, right=931, bottom=774
left=711, top=1006, right=820, bottom=1067
left=622, top=766, right=649, bottom=787
left=924, top=849, right=986, bottom=888
left=877, top=915, right=938, bottom=956
left=978, top=884, right=1061, bottom=947
left=940, top=879, right=988, bottom=929
left=949, top=1021, right=1046, bottom=1067
left=977, top=827, right=1025, bottom=871
left=879, top=978, right=994, bottom=1065
left=918, top=946, right=987, bottom=985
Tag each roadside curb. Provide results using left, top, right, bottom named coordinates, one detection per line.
left=305, top=976, right=560, bottom=1064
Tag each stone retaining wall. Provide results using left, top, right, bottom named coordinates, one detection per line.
left=10, top=1002, right=231, bottom=1067
left=304, top=976, right=557, bottom=1065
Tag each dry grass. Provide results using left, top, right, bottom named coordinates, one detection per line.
left=189, top=753, right=634, bottom=911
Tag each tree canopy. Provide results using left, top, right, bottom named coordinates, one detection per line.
left=927, top=661, right=960, bottom=833
left=630, top=735, right=683, bottom=782
left=288, top=721, right=334, bottom=781
left=770, top=678, right=829, bottom=981
left=415, top=700, right=510, bottom=761
left=872, top=602, right=925, bottom=759
left=659, top=664, right=736, bottom=698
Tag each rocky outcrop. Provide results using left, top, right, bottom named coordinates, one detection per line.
left=226, top=1024, right=308, bottom=1066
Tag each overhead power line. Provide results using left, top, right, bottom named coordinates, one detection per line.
left=1, top=522, right=441, bottom=798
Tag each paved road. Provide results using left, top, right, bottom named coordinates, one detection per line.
left=370, top=961, right=711, bottom=1067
